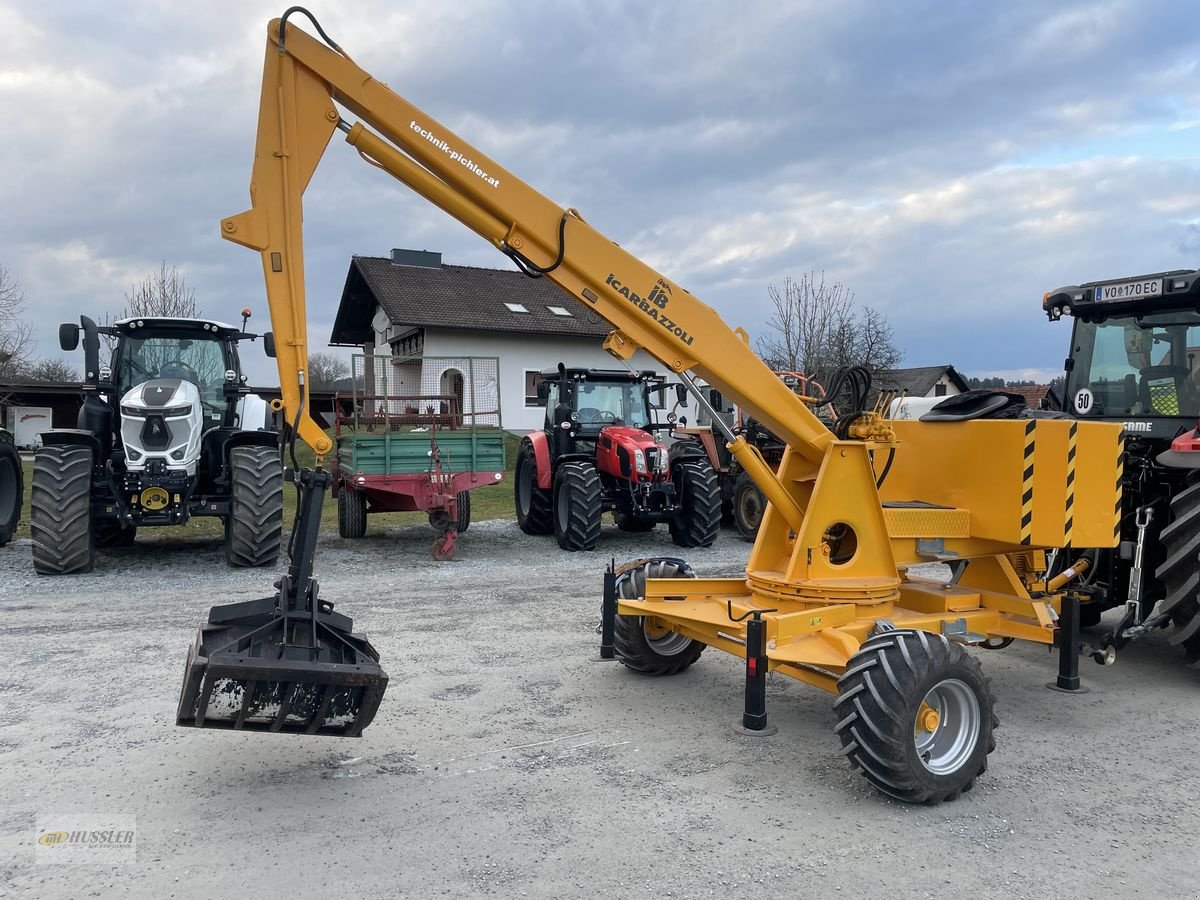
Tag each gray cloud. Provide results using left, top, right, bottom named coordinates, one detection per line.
left=0, top=0, right=1197, bottom=386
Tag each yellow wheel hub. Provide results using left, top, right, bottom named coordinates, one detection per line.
left=917, top=704, right=941, bottom=734
left=644, top=617, right=671, bottom=640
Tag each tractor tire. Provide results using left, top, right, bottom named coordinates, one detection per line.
left=224, top=446, right=283, bottom=567
left=732, top=473, right=765, bottom=542
left=337, top=486, right=367, bottom=539
left=94, top=519, right=137, bottom=549
left=614, top=510, right=656, bottom=532
left=834, top=628, right=997, bottom=804
left=553, top=460, right=602, bottom=551
left=1156, top=481, right=1200, bottom=663
left=30, top=445, right=94, bottom=575
left=0, top=433, right=21, bottom=548
left=613, top=558, right=704, bottom=675
left=669, top=458, right=721, bottom=548
left=456, top=490, right=471, bottom=533
left=515, top=442, right=553, bottom=535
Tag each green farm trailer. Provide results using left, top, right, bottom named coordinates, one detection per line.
left=332, top=355, right=506, bottom=559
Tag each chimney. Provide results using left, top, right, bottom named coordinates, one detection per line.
left=390, top=248, right=442, bottom=268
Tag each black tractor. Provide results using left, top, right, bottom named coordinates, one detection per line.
left=675, top=373, right=827, bottom=542
left=514, top=365, right=721, bottom=551
left=32, top=314, right=282, bottom=575
left=1043, top=268, right=1200, bottom=664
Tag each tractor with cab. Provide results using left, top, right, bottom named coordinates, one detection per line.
left=32, top=313, right=281, bottom=574
left=1043, top=269, right=1200, bottom=662
left=515, top=364, right=721, bottom=551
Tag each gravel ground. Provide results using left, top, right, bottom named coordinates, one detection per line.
left=1, top=519, right=1197, bottom=899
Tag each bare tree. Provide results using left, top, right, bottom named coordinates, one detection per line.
left=829, top=306, right=901, bottom=374
left=23, top=359, right=81, bottom=383
left=308, top=352, right=350, bottom=390
left=123, top=262, right=199, bottom=318
left=756, top=271, right=901, bottom=378
left=0, top=266, right=34, bottom=382
left=102, top=262, right=202, bottom=362
left=756, top=273, right=850, bottom=375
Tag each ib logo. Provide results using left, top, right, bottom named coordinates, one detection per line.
left=646, top=278, right=673, bottom=310
left=38, top=831, right=69, bottom=847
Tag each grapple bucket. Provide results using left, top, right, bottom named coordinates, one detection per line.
left=177, top=467, right=388, bottom=737
left=177, top=596, right=388, bottom=736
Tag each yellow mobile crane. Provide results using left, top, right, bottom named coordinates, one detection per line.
left=179, top=8, right=1124, bottom=802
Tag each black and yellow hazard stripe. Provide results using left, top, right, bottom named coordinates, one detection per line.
left=1020, top=419, right=1036, bottom=544
left=1064, top=421, right=1077, bottom=547
left=1114, top=433, right=1125, bottom=543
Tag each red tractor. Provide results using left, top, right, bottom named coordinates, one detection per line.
left=514, top=365, right=721, bottom=551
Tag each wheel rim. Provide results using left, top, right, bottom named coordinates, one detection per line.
left=737, top=485, right=763, bottom=528
left=643, top=617, right=694, bottom=656
left=913, top=678, right=981, bottom=775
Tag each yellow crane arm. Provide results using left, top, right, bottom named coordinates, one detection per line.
left=224, top=12, right=832, bottom=477
left=228, top=11, right=1122, bottom=607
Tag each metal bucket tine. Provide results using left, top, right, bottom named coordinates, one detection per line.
left=234, top=680, right=259, bottom=730
left=347, top=684, right=384, bottom=737
left=194, top=670, right=216, bottom=728
left=269, top=683, right=293, bottom=732
left=305, top=685, right=334, bottom=735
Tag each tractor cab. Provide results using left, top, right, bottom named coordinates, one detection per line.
left=537, top=366, right=691, bottom=486
left=1045, top=269, right=1200, bottom=441
left=111, top=318, right=248, bottom=432
left=538, top=366, right=662, bottom=439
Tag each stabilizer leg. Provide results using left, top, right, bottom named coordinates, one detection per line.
left=595, top=562, right=618, bottom=662
left=1047, top=593, right=1088, bottom=694
left=736, top=611, right=778, bottom=736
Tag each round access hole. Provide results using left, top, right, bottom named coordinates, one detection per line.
left=822, top=522, right=858, bottom=565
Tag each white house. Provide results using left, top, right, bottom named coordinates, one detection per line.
left=329, top=249, right=675, bottom=433
left=875, top=365, right=969, bottom=399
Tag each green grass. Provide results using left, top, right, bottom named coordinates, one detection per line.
left=13, top=432, right=523, bottom=543
left=16, top=457, right=30, bottom=541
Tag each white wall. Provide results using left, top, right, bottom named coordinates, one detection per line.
left=5, top=406, right=52, bottom=448
left=421, top=328, right=674, bottom=433
left=926, top=373, right=964, bottom=398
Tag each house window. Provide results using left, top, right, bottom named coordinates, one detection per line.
left=504, top=302, right=529, bottom=313
left=547, top=306, right=573, bottom=317
left=934, top=383, right=947, bottom=397
left=525, top=370, right=544, bottom=407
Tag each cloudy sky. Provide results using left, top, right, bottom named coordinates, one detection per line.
left=1, top=0, right=1197, bottom=384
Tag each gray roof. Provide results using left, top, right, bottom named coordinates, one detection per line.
left=330, top=255, right=612, bottom=345
left=873, top=365, right=969, bottom=397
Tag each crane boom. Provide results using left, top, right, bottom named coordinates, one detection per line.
left=223, top=12, right=831, bottom=473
